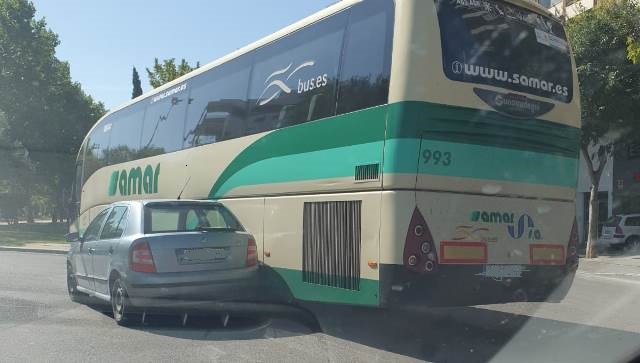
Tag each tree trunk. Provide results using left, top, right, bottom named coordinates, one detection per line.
left=581, top=143, right=607, bottom=259
left=586, top=185, right=599, bottom=258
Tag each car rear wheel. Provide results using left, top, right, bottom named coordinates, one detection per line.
left=111, top=278, right=138, bottom=326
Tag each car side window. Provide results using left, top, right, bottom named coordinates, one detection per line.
left=83, top=209, right=110, bottom=242
left=625, top=217, right=640, bottom=226
left=100, top=206, right=129, bottom=239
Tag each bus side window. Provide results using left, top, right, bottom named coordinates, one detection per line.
left=182, top=58, right=250, bottom=149
left=337, top=0, right=394, bottom=115
left=83, top=115, right=112, bottom=182
left=108, top=103, right=145, bottom=163
left=140, top=93, right=187, bottom=156
left=246, top=11, right=347, bottom=134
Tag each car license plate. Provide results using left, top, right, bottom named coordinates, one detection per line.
left=176, top=248, right=227, bottom=264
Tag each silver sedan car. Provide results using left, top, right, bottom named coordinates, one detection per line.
left=66, top=200, right=259, bottom=326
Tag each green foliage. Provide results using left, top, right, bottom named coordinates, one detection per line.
left=132, top=67, right=143, bottom=98
left=566, top=0, right=640, bottom=147
left=0, top=0, right=106, bottom=222
left=628, top=37, right=640, bottom=64
left=146, top=58, right=200, bottom=88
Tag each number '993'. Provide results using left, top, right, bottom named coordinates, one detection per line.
left=422, top=149, right=452, bottom=166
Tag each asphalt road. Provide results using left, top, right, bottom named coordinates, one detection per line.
left=1, top=251, right=640, bottom=363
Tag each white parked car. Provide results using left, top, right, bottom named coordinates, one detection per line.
left=597, top=214, right=640, bottom=249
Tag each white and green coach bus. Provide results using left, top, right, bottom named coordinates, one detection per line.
left=72, top=0, right=581, bottom=307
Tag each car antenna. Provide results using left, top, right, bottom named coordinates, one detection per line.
left=177, top=176, right=191, bottom=200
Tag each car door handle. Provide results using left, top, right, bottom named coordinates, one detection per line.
left=108, top=246, right=114, bottom=255
left=88, top=248, right=95, bottom=254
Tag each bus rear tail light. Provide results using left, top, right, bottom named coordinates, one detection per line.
left=403, top=208, right=438, bottom=274
left=246, top=237, right=258, bottom=267
left=131, top=241, right=156, bottom=273
left=566, top=220, right=579, bottom=271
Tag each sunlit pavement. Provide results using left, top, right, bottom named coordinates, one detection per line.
left=1, top=251, right=639, bottom=363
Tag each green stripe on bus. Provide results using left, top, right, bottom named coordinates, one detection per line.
left=209, top=105, right=388, bottom=198
left=213, top=141, right=383, bottom=197
left=273, top=267, right=379, bottom=306
left=209, top=101, right=580, bottom=198
left=386, top=101, right=580, bottom=158
left=385, top=139, right=578, bottom=187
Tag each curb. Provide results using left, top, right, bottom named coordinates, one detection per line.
left=0, top=246, right=68, bottom=255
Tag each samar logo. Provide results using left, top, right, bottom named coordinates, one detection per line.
left=108, top=163, right=160, bottom=197
left=471, top=210, right=543, bottom=241
left=257, top=60, right=328, bottom=106
left=507, top=214, right=542, bottom=240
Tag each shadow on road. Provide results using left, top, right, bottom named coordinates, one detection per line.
left=302, top=302, right=640, bottom=362
left=86, top=300, right=640, bottom=362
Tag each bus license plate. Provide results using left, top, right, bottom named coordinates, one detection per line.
left=478, top=265, right=527, bottom=278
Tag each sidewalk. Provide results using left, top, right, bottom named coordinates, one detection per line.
left=0, top=242, right=69, bottom=255
left=577, top=254, right=640, bottom=282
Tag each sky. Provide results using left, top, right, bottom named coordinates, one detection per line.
left=31, top=0, right=336, bottom=110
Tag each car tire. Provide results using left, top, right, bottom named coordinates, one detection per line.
left=110, top=278, right=138, bottom=326
left=67, top=263, right=87, bottom=303
left=626, top=236, right=640, bottom=251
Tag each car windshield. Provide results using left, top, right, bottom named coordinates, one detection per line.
left=144, top=203, right=243, bottom=234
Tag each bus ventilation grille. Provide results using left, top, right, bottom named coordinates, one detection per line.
left=302, top=201, right=362, bottom=291
left=354, top=163, right=380, bottom=182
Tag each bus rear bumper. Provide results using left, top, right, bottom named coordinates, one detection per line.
left=379, top=263, right=576, bottom=308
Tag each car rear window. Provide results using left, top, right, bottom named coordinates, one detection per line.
left=144, top=203, right=244, bottom=234
left=604, top=216, right=622, bottom=227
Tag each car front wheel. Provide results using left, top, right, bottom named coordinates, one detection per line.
left=626, top=236, right=640, bottom=251
left=110, top=278, right=138, bottom=326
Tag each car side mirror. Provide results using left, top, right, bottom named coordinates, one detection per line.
left=65, top=232, right=82, bottom=243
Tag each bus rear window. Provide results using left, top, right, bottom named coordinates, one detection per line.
left=435, top=0, right=573, bottom=103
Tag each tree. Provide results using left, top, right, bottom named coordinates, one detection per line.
left=0, top=0, right=106, bottom=223
left=146, top=58, right=200, bottom=88
left=132, top=67, right=143, bottom=98
left=566, top=0, right=640, bottom=257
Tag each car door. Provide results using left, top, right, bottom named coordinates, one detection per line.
left=91, top=206, right=129, bottom=296
left=624, top=216, right=640, bottom=238
left=78, top=208, right=110, bottom=291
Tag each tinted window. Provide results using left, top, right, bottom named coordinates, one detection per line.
left=83, top=209, right=109, bottom=241
left=247, top=12, right=347, bottom=133
left=625, top=217, right=640, bottom=227
left=185, top=208, right=240, bottom=230
left=100, top=206, right=128, bottom=239
left=83, top=117, right=112, bottom=182
left=144, top=203, right=242, bottom=234
left=108, top=103, right=145, bottom=164
left=435, top=0, right=573, bottom=102
left=337, top=0, right=394, bottom=114
left=183, top=59, right=250, bottom=148
left=605, top=216, right=622, bottom=227
left=140, top=83, right=189, bottom=156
